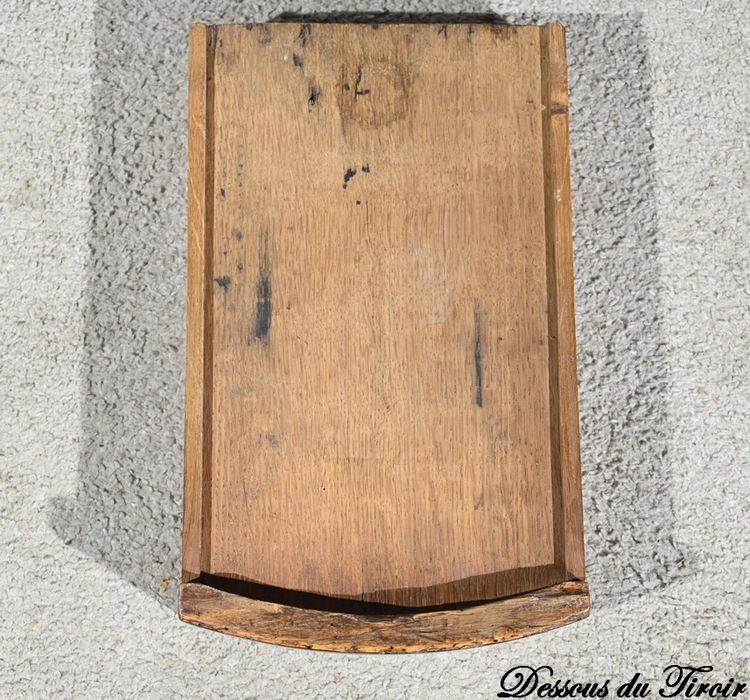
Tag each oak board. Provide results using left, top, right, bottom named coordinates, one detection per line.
left=180, top=580, right=589, bottom=653
left=181, top=21, right=587, bottom=651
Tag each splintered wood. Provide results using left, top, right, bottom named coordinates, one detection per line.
left=182, top=21, right=586, bottom=650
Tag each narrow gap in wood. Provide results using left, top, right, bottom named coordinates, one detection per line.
left=197, top=563, right=561, bottom=609
left=539, top=26, right=566, bottom=575
left=271, top=12, right=510, bottom=25
left=200, top=25, right=217, bottom=572
left=194, top=572, right=570, bottom=616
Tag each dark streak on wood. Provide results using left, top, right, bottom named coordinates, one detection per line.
left=258, top=25, right=272, bottom=45
left=343, top=167, right=357, bottom=189
left=214, top=275, right=231, bottom=293
left=474, top=301, right=483, bottom=407
left=308, top=85, right=321, bottom=110
left=354, top=66, right=370, bottom=97
left=297, top=23, right=311, bottom=47
left=208, top=25, right=219, bottom=48
left=490, top=23, right=515, bottom=41
left=292, top=53, right=304, bottom=69
left=252, top=231, right=272, bottom=344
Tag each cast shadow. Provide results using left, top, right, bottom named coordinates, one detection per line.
left=47, top=2, right=686, bottom=611
left=559, top=12, right=688, bottom=604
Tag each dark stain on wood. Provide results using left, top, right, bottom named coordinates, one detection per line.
left=297, top=23, right=311, bottom=47
left=337, top=58, right=412, bottom=130
left=490, top=23, right=516, bottom=41
left=214, top=275, right=231, bottom=293
left=474, top=301, right=483, bottom=407
left=343, top=167, right=357, bottom=189
left=252, top=231, right=272, bottom=344
left=254, top=276, right=272, bottom=342
left=258, top=25, right=272, bottom=45
left=354, top=66, right=370, bottom=97
left=308, top=85, right=321, bottom=110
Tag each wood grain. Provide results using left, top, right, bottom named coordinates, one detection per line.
left=182, top=20, right=586, bottom=645
left=180, top=580, right=590, bottom=653
left=182, top=23, right=215, bottom=581
left=539, top=24, right=586, bottom=581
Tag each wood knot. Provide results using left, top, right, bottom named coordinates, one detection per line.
left=336, top=58, right=412, bottom=129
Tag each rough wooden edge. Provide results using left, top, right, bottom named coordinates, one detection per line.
left=182, top=24, right=215, bottom=582
left=539, top=23, right=585, bottom=582
left=179, top=580, right=590, bottom=653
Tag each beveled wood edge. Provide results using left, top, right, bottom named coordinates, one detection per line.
left=179, top=580, right=590, bottom=653
left=182, top=24, right=215, bottom=581
left=540, top=24, right=585, bottom=581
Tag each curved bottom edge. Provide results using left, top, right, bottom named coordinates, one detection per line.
left=178, top=579, right=590, bottom=653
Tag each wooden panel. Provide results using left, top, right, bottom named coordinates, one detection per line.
left=183, top=21, right=585, bottom=621
left=180, top=580, right=590, bottom=653
left=539, top=24, right=585, bottom=581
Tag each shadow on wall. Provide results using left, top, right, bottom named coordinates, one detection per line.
left=48, top=2, right=687, bottom=611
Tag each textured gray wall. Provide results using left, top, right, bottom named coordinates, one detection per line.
left=2, top=0, right=748, bottom=696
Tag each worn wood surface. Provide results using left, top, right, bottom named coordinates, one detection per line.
left=182, top=20, right=585, bottom=633
left=539, top=25, right=585, bottom=581
left=183, top=23, right=213, bottom=581
left=180, top=580, right=590, bottom=653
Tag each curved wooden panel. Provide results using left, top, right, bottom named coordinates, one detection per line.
left=179, top=581, right=589, bottom=653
